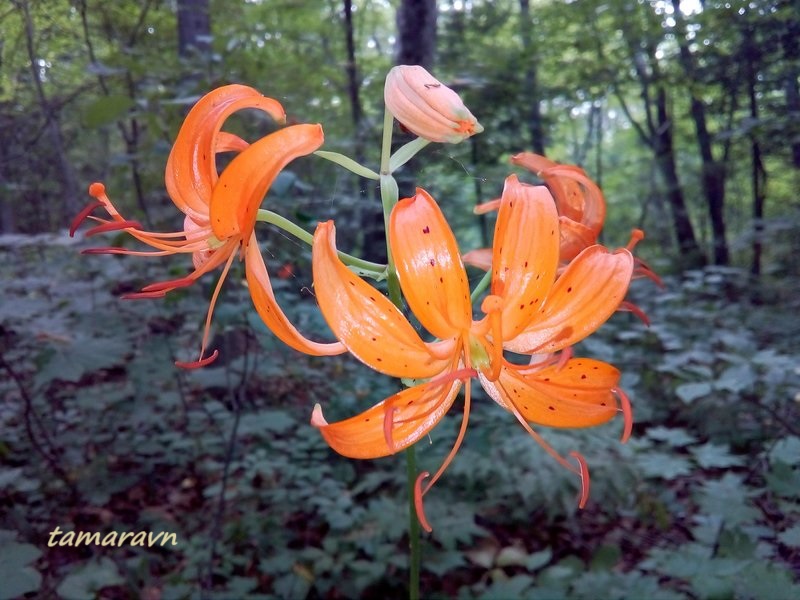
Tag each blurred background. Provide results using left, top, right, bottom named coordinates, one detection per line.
left=1, top=0, right=799, bottom=598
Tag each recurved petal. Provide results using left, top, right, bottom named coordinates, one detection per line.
left=166, top=85, right=285, bottom=220
left=312, top=221, right=453, bottom=379
left=390, top=188, right=472, bottom=339
left=246, top=237, right=345, bottom=357
left=210, top=123, right=324, bottom=244
left=510, top=151, right=558, bottom=175
left=479, top=359, right=620, bottom=428
left=462, top=247, right=492, bottom=271
left=505, top=246, right=634, bottom=354
left=558, top=217, right=597, bottom=262
left=548, top=165, right=606, bottom=232
left=311, top=374, right=464, bottom=459
left=491, top=175, right=560, bottom=341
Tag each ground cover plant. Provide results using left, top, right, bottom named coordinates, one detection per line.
left=2, top=1, right=800, bottom=599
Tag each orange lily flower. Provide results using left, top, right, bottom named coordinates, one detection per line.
left=310, top=175, right=634, bottom=531
left=384, top=65, right=483, bottom=143
left=71, top=84, right=344, bottom=367
left=469, top=152, right=605, bottom=264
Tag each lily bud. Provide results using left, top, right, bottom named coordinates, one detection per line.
left=384, top=65, right=483, bottom=144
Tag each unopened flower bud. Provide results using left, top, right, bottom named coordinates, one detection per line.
left=384, top=65, right=483, bottom=144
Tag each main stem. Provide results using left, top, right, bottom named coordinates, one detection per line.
left=380, top=107, right=421, bottom=600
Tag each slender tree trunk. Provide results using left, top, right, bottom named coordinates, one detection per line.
left=519, top=0, right=545, bottom=154
left=608, top=14, right=705, bottom=268
left=395, top=0, right=437, bottom=68
left=342, top=0, right=364, bottom=161
left=780, top=1, right=800, bottom=168
left=653, top=87, right=706, bottom=267
left=743, top=25, right=767, bottom=276
left=672, top=0, right=729, bottom=265
left=17, top=0, right=82, bottom=224
left=361, top=0, right=438, bottom=261
left=177, top=0, right=210, bottom=57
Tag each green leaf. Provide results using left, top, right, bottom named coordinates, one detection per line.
left=690, top=442, right=745, bottom=469
left=635, top=451, right=693, bottom=479
left=495, top=544, right=529, bottom=568
left=480, top=574, right=535, bottom=598
left=56, top=557, right=124, bottom=600
left=590, top=545, right=622, bottom=571
left=694, top=473, right=760, bottom=525
left=526, top=548, right=553, bottom=571
left=777, top=524, right=800, bottom=547
left=646, top=427, right=698, bottom=447
left=35, top=333, right=129, bottom=385
left=769, top=436, right=800, bottom=466
left=675, top=382, right=713, bottom=403
left=83, top=94, right=135, bottom=128
left=715, top=364, right=756, bottom=393
left=0, top=532, right=42, bottom=600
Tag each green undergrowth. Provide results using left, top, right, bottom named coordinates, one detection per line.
left=1, top=235, right=799, bottom=599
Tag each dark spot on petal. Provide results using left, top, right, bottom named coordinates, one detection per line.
left=423, top=226, right=430, bottom=234
left=581, top=374, right=587, bottom=379
left=548, top=405, right=555, bottom=411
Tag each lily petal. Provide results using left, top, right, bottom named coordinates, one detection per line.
left=558, top=217, right=598, bottom=263
left=491, top=175, right=560, bottom=340
left=479, top=359, right=620, bottom=428
left=390, top=188, right=472, bottom=339
left=505, top=246, right=634, bottom=354
left=462, top=247, right=492, bottom=271
left=245, top=236, right=345, bottom=356
left=210, top=123, right=324, bottom=245
left=311, top=374, right=464, bottom=459
left=166, top=85, right=286, bottom=222
left=312, top=220, right=452, bottom=378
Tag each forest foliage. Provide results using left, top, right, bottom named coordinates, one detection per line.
left=1, top=1, right=799, bottom=598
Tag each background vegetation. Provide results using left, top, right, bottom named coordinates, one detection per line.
left=1, top=0, right=798, bottom=598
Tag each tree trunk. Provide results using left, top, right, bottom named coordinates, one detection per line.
left=361, top=0, right=438, bottom=262
left=653, top=87, right=706, bottom=267
left=17, top=0, right=82, bottom=225
left=519, top=0, right=545, bottom=154
left=780, top=1, right=800, bottom=168
left=395, top=0, right=437, bottom=68
left=342, top=0, right=363, bottom=161
left=672, top=0, right=729, bottom=265
left=177, top=0, right=210, bottom=57
left=744, top=24, right=767, bottom=276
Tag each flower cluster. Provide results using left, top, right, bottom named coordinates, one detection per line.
left=74, top=66, right=653, bottom=532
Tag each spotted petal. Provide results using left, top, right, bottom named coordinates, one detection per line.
left=312, top=221, right=453, bottom=379
left=479, top=359, right=621, bottom=429
left=505, top=246, right=634, bottom=354
left=390, top=188, right=472, bottom=339
left=311, top=373, right=464, bottom=459
left=491, top=175, right=560, bottom=341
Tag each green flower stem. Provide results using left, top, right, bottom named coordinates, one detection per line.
left=405, top=442, right=421, bottom=600
left=314, top=150, right=380, bottom=180
left=380, top=105, right=421, bottom=600
left=389, top=137, right=431, bottom=173
left=470, top=269, right=493, bottom=303
left=255, top=209, right=386, bottom=279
